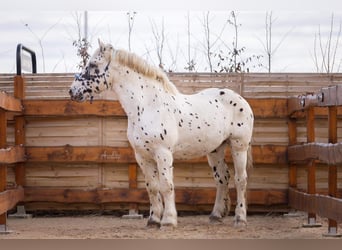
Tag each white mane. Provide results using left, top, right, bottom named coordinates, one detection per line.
left=113, top=49, right=179, bottom=95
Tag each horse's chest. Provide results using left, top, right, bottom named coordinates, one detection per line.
left=126, top=111, right=177, bottom=151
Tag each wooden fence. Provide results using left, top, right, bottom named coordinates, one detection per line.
left=0, top=72, right=342, bottom=232
left=0, top=75, right=25, bottom=232
left=287, top=84, right=342, bottom=236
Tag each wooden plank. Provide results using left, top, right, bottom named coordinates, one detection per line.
left=250, top=145, right=287, bottom=165
left=23, top=100, right=126, bottom=117
left=25, top=117, right=103, bottom=147
left=247, top=98, right=287, bottom=118
left=103, top=164, right=129, bottom=188
left=23, top=98, right=288, bottom=119
left=26, top=146, right=136, bottom=163
left=0, top=146, right=26, bottom=164
left=288, top=142, right=342, bottom=165
left=0, top=187, right=24, bottom=215
left=25, top=163, right=99, bottom=188
left=0, top=91, right=22, bottom=112
left=289, top=188, right=342, bottom=222
left=290, top=106, right=342, bottom=119
left=26, top=145, right=288, bottom=165
left=24, top=116, right=293, bottom=147
left=3, top=72, right=342, bottom=99
left=23, top=187, right=287, bottom=206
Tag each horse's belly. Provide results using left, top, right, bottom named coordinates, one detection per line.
left=172, top=137, right=223, bottom=160
left=173, top=148, right=209, bottom=160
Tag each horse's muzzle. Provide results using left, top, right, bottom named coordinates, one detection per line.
left=69, top=88, right=84, bottom=102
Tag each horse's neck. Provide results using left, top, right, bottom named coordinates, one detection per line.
left=112, top=70, right=169, bottom=118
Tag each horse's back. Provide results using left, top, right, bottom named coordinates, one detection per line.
left=171, top=88, right=253, bottom=160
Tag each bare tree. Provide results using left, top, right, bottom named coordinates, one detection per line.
left=215, top=11, right=262, bottom=73
left=184, top=11, right=196, bottom=72
left=202, top=12, right=214, bottom=72
left=257, top=11, right=293, bottom=73
left=127, top=11, right=137, bottom=52
left=200, top=11, right=230, bottom=72
left=229, top=11, right=239, bottom=71
left=22, top=18, right=62, bottom=72
left=166, top=34, right=180, bottom=72
left=150, top=18, right=166, bottom=69
left=312, top=13, right=341, bottom=73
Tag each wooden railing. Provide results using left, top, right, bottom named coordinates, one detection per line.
left=287, top=84, right=342, bottom=237
left=0, top=76, right=26, bottom=232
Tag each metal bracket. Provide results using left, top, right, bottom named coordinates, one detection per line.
left=9, top=205, right=32, bottom=219
left=0, top=224, right=13, bottom=234
left=122, top=209, right=143, bottom=219
left=302, top=217, right=322, bottom=228
left=323, top=226, right=342, bottom=238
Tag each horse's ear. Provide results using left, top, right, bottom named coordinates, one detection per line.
left=98, top=39, right=105, bottom=52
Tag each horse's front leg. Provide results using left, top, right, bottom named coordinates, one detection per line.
left=154, top=148, right=177, bottom=228
left=135, top=153, right=163, bottom=228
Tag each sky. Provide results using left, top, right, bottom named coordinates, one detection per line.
left=0, top=0, right=341, bottom=73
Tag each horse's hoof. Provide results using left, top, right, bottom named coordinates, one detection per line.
left=234, top=216, right=247, bottom=228
left=209, top=215, right=224, bottom=224
left=160, top=223, right=177, bottom=230
left=146, top=218, right=161, bottom=228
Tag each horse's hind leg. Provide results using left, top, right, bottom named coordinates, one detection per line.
left=230, top=139, right=249, bottom=227
left=135, top=153, right=163, bottom=228
left=207, top=142, right=231, bottom=223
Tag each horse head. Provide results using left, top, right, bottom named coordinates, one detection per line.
left=69, top=39, right=113, bottom=103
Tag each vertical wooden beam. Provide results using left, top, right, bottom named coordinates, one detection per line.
left=304, top=106, right=320, bottom=226
left=0, top=110, right=6, bottom=147
left=327, top=106, right=339, bottom=235
left=0, top=109, right=7, bottom=228
left=120, top=163, right=143, bottom=218
left=288, top=118, right=297, bottom=188
left=14, top=117, right=25, bottom=186
left=128, top=164, right=138, bottom=190
left=122, top=163, right=143, bottom=218
left=0, top=166, right=6, bottom=227
left=14, top=75, right=26, bottom=188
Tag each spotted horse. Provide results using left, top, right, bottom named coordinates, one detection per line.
left=69, top=39, right=254, bottom=228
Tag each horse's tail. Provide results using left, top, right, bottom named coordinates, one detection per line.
left=247, top=144, right=253, bottom=171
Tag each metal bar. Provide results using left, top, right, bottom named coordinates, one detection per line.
left=16, top=44, right=37, bottom=75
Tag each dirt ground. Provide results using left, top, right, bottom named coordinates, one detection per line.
left=1, top=211, right=341, bottom=239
